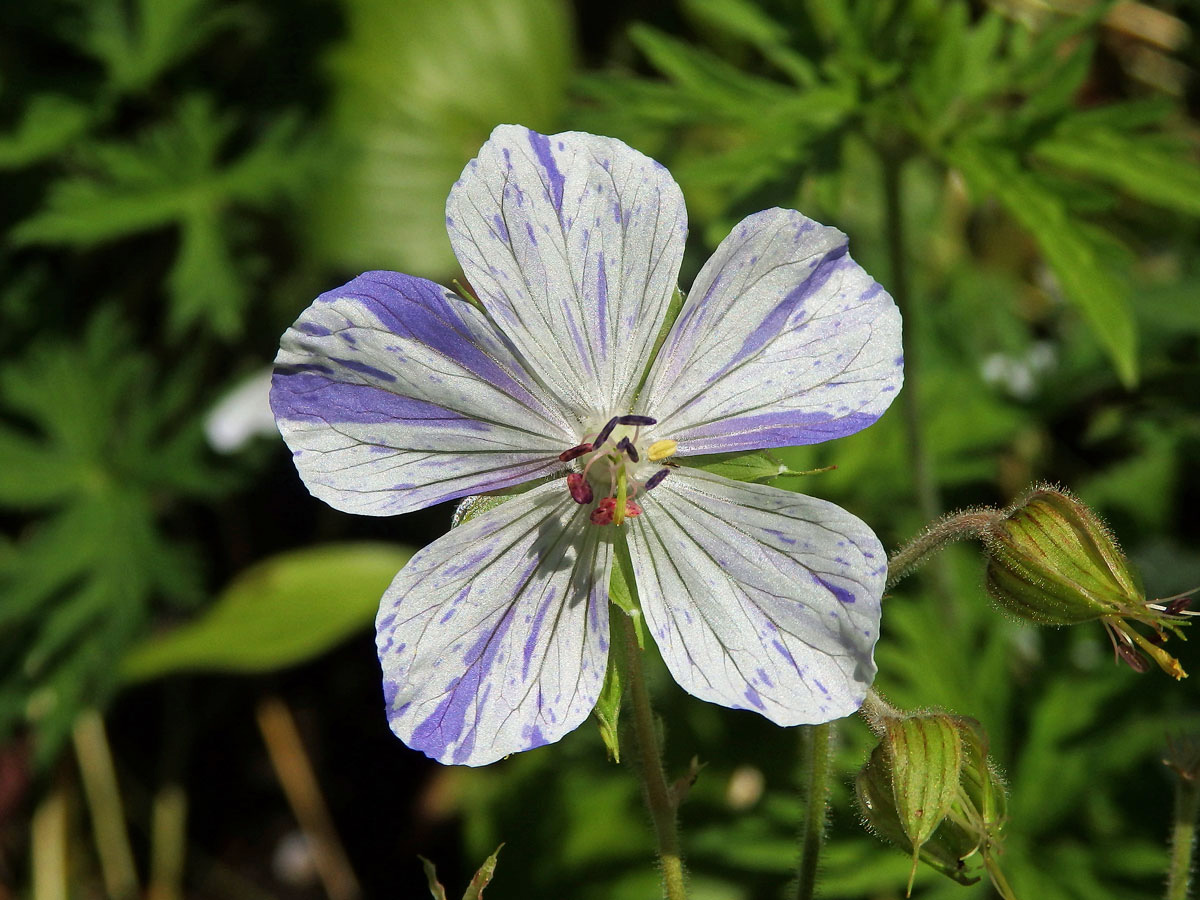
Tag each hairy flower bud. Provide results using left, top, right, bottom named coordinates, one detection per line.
left=982, top=485, right=1190, bottom=679
left=856, top=705, right=1015, bottom=898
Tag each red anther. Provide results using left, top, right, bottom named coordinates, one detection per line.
left=590, top=498, right=616, bottom=525
left=566, top=473, right=593, bottom=504
left=624, top=499, right=643, bottom=519
left=559, top=442, right=593, bottom=462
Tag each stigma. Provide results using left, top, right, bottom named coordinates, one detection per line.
left=558, top=414, right=676, bottom=526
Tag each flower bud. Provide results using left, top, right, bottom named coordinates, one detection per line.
left=856, top=707, right=1014, bottom=898
left=982, top=485, right=1189, bottom=679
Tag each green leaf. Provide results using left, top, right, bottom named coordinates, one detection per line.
left=946, top=140, right=1138, bottom=387
left=119, top=542, right=414, bottom=682
left=1033, top=125, right=1200, bottom=218
left=68, top=0, right=247, bottom=95
left=12, top=96, right=313, bottom=340
left=314, top=0, right=572, bottom=277
left=0, top=94, right=94, bottom=169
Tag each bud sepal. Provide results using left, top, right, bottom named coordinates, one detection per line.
left=982, top=485, right=1190, bottom=679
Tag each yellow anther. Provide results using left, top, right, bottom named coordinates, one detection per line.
left=647, top=439, right=677, bottom=461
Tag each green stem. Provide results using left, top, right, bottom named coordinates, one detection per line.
left=1167, top=773, right=1199, bottom=900
left=886, top=509, right=1003, bottom=589
left=618, top=611, right=688, bottom=900
left=794, top=723, right=833, bottom=900
left=880, top=152, right=957, bottom=611
left=73, top=708, right=140, bottom=900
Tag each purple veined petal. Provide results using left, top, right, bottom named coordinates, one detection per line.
left=377, top=481, right=612, bottom=766
left=446, top=125, right=688, bottom=421
left=625, top=467, right=885, bottom=725
left=640, top=209, right=903, bottom=455
left=271, top=271, right=577, bottom=516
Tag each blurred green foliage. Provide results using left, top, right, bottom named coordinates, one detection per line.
left=1, top=0, right=1197, bottom=897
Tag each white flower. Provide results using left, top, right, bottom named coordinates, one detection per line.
left=271, top=125, right=903, bottom=765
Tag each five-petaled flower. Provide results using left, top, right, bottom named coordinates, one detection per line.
left=270, top=125, right=903, bottom=766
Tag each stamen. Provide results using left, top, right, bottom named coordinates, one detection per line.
left=559, top=442, right=592, bottom=462
left=593, top=416, right=619, bottom=448
left=645, top=468, right=669, bottom=491
left=647, top=439, right=677, bottom=461
left=616, top=436, right=640, bottom=463
left=566, top=473, right=593, bottom=505
left=617, top=415, right=656, bottom=426
left=590, top=498, right=616, bottom=526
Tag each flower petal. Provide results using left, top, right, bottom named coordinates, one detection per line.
left=377, top=481, right=612, bottom=766
left=271, top=271, right=575, bottom=516
left=642, top=209, right=902, bottom=454
left=446, top=125, right=688, bottom=420
left=626, top=467, right=885, bottom=724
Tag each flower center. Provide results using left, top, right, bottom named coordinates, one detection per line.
left=558, top=415, right=677, bottom=526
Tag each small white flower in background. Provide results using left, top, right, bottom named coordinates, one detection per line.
left=270, top=125, right=903, bottom=766
left=205, top=368, right=276, bottom=453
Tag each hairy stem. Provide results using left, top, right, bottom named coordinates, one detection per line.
left=618, top=611, right=688, bottom=900
left=794, top=723, right=833, bottom=900
left=1167, top=772, right=1199, bottom=900
left=886, top=508, right=1003, bottom=589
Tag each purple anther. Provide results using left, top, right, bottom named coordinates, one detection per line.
left=593, top=416, right=619, bottom=448
left=566, top=473, right=593, bottom=505
left=617, top=415, right=657, bottom=426
left=616, top=436, right=639, bottom=463
left=644, top=468, right=669, bottom=491
left=558, top=442, right=592, bottom=462
left=1165, top=595, right=1194, bottom=616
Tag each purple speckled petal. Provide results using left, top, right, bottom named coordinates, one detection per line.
left=271, top=271, right=576, bottom=516
left=625, top=467, right=885, bottom=725
left=446, top=125, right=687, bottom=420
left=639, top=209, right=903, bottom=455
left=377, top=480, right=612, bottom=766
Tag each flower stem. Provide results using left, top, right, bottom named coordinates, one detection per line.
left=1166, top=770, right=1199, bottom=900
left=886, top=508, right=1003, bottom=589
left=794, top=722, right=833, bottom=900
left=618, top=611, right=688, bottom=900
left=880, top=152, right=958, bottom=611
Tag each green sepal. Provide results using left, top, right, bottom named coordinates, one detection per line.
left=419, top=856, right=448, bottom=900
left=462, top=844, right=504, bottom=900
left=983, top=486, right=1141, bottom=625
left=885, top=714, right=966, bottom=893
left=451, top=494, right=511, bottom=528
left=420, top=844, right=504, bottom=900
left=855, top=744, right=981, bottom=889
left=682, top=449, right=833, bottom=484
left=593, top=634, right=623, bottom=763
left=609, top=532, right=645, bottom=649
left=632, top=286, right=685, bottom=402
